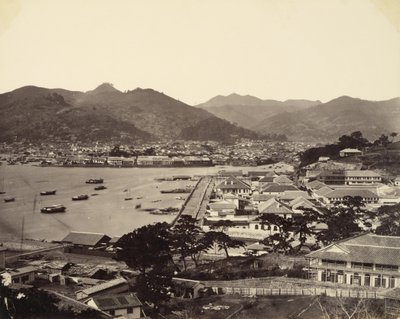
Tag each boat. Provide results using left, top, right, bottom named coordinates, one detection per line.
left=160, top=188, right=192, bottom=194
left=124, top=189, right=133, bottom=200
left=135, top=204, right=142, bottom=209
left=40, top=190, right=57, bottom=196
left=0, top=191, right=5, bottom=194
left=85, top=178, right=104, bottom=184
left=72, top=194, right=89, bottom=201
left=40, top=204, right=66, bottom=213
left=94, top=185, right=107, bottom=190
left=4, top=197, right=15, bottom=202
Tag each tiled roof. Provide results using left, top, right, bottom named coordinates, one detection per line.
left=289, top=197, right=315, bottom=209
left=79, top=278, right=128, bottom=296
left=306, top=180, right=327, bottom=190
left=258, top=198, right=293, bottom=215
left=306, top=234, right=400, bottom=266
left=314, top=186, right=334, bottom=197
left=92, top=293, right=142, bottom=311
left=259, top=176, right=276, bottom=183
left=62, top=231, right=111, bottom=246
left=252, top=194, right=276, bottom=202
left=217, top=176, right=251, bottom=190
left=262, top=184, right=298, bottom=193
left=279, top=191, right=312, bottom=201
left=273, top=176, right=293, bottom=184
left=325, top=189, right=378, bottom=199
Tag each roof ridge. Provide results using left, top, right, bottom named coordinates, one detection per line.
left=345, top=243, right=400, bottom=250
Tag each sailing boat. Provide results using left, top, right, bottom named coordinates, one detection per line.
left=124, top=188, right=133, bottom=201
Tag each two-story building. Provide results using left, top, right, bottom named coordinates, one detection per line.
left=306, top=233, right=400, bottom=289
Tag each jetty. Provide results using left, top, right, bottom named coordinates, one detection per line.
left=172, top=176, right=213, bottom=226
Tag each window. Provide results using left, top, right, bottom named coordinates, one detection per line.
left=109, top=310, right=115, bottom=316
left=127, top=307, right=133, bottom=314
left=273, top=226, right=278, bottom=231
left=21, top=275, right=29, bottom=283
left=255, top=225, right=259, bottom=230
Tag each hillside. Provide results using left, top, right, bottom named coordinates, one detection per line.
left=0, top=84, right=265, bottom=143
left=254, top=96, right=400, bottom=142
left=197, top=93, right=321, bottom=129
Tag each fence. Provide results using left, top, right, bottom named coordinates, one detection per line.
left=211, top=286, right=382, bottom=299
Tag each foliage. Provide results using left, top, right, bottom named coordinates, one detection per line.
left=307, top=196, right=375, bottom=245
left=171, top=216, right=211, bottom=269
left=299, top=131, right=370, bottom=167
left=375, top=203, right=400, bottom=236
left=115, top=222, right=173, bottom=274
left=204, top=231, right=246, bottom=258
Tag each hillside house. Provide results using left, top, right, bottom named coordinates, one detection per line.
left=306, top=233, right=400, bottom=288
left=1, top=266, right=36, bottom=286
left=76, top=278, right=129, bottom=301
left=86, top=293, right=142, bottom=318
left=340, top=148, right=363, bottom=157
left=62, top=231, right=111, bottom=255
left=261, top=183, right=299, bottom=195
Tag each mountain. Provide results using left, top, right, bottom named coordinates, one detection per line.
left=0, top=84, right=262, bottom=143
left=254, top=96, right=400, bottom=142
left=197, top=93, right=321, bottom=129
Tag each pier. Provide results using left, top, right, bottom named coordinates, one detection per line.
left=172, top=176, right=214, bottom=226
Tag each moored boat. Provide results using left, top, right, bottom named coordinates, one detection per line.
left=85, top=178, right=104, bottom=184
left=40, top=204, right=66, bottom=213
left=94, top=185, right=107, bottom=190
left=72, top=194, right=89, bottom=201
left=4, top=197, right=15, bottom=202
left=40, top=190, right=57, bottom=196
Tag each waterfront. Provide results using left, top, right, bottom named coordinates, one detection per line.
left=0, top=164, right=225, bottom=241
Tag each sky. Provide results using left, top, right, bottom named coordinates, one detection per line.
left=0, top=0, right=399, bottom=105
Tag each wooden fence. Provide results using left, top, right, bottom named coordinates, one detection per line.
left=211, top=286, right=382, bottom=299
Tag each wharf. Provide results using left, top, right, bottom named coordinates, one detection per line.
left=172, top=176, right=214, bottom=226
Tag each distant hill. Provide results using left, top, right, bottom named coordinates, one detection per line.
left=254, top=96, right=400, bottom=142
left=197, top=93, right=321, bottom=129
left=0, top=84, right=266, bottom=143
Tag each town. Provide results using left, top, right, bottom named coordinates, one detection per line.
left=1, top=131, right=400, bottom=319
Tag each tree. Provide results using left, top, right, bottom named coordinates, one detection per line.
left=171, top=215, right=210, bottom=269
left=291, top=208, right=318, bottom=251
left=115, top=223, right=174, bottom=310
left=390, top=132, right=398, bottom=142
left=262, top=232, right=294, bottom=254
left=115, top=222, right=173, bottom=274
left=204, top=231, right=246, bottom=258
left=313, top=196, right=375, bottom=245
left=375, top=203, right=400, bottom=236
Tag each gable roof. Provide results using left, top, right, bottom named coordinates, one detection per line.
left=273, top=175, right=293, bottom=184
left=8, top=266, right=37, bottom=276
left=259, top=176, right=276, bottom=183
left=92, top=293, right=142, bottom=311
left=62, top=231, right=111, bottom=246
left=324, top=189, right=378, bottom=199
left=289, top=197, right=315, bottom=209
left=258, top=198, right=293, bottom=215
left=306, top=180, right=327, bottom=190
left=217, top=176, right=251, bottom=190
left=314, top=186, right=334, bottom=197
left=248, top=171, right=275, bottom=177
left=252, top=194, right=276, bottom=202
left=306, top=233, right=400, bottom=266
left=279, top=191, right=312, bottom=201
left=262, top=184, right=298, bottom=193
left=78, top=278, right=128, bottom=296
